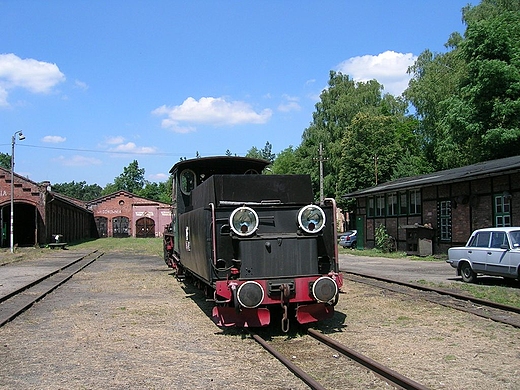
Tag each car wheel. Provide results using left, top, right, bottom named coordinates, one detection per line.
left=460, top=262, right=477, bottom=283
left=351, top=242, right=357, bottom=249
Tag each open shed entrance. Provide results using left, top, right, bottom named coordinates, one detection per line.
left=0, top=203, right=39, bottom=247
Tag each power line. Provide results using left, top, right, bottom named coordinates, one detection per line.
left=1, top=143, right=181, bottom=156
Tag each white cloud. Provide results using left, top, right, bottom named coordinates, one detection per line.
left=336, top=51, right=417, bottom=96
left=109, top=142, right=157, bottom=154
left=148, top=172, right=169, bottom=182
left=0, top=53, right=65, bottom=106
left=152, top=96, right=272, bottom=133
left=54, top=155, right=102, bottom=167
left=42, top=135, right=66, bottom=143
left=105, top=136, right=125, bottom=145
left=278, top=94, right=301, bottom=112
left=74, top=80, right=88, bottom=90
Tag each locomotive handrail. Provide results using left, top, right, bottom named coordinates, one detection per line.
left=210, top=202, right=217, bottom=265
left=324, top=197, right=339, bottom=272
left=219, top=200, right=282, bottom=206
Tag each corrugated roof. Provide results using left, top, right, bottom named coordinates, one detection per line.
left=344, top=155, right=520, bottom=198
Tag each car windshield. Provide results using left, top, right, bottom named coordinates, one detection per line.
left=508, top=230, right=520, bottom=247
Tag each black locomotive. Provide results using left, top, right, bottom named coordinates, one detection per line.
left=163, top=156, right=342, bottom=331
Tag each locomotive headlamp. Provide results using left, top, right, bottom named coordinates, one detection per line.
left=230, top=206, right=259, bottom=236
left=297, top=205, right=326, bottom=233
left=237, top=281, right=265, bottom=308
left=311, top=276, right=338, bottom=303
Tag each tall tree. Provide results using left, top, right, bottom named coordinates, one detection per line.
left=246, top=141, right=276, bottom=163
left=52, top=181, right=102, bottom=201
left=404, top=33, right=467, bottom=169
left=448, top=8, right=520, bottom=162
left=0, top=152, right=10, bottom=170
left=295, top=71, right=411, bottom=206
left=103, top=160, right=146, bottom=195
left=405, top=0, right=520, bottom=168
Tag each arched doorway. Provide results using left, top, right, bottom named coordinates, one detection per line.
left=112, top=216, right=130, bottom=237
left=136, top=217, right=155, bottom=238
left=95, top=216, right=108, bottom=238
left=0, top=202, right=39, bottom=248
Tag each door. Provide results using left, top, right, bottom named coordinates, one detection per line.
left=355, top=216, right=364, bottom=250
left=136, top=217, right=155, bottom=238
left=466, top=231, right=491, bottom=273
left=112, top=216, right=130, bottom=237
left=95, top=216, right=108, bottom=238
left=484, top=231, right=510, bottom=276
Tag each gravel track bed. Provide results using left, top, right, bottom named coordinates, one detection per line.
left=0, top=254, right=306, bottom=390
left=1, top=252, right=519, bottom=389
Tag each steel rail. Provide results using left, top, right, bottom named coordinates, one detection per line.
left=307, top=328, right=429, bottom=390
left=0, top=251, right=103, bottom=327
left=344, top=270, right=520, bottom=314
left=248, top=331, right=326, bottom=390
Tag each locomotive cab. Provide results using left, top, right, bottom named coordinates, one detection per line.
left=163, top=156, right=342, bottom=331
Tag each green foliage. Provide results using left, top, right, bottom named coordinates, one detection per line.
left=374, top=224, right=396, bottom=253
left=404, top=0, right=520, bottom=169
left=293, top=71, right=412, bottom=207
left=137, top=177, right=172, bottom=204
left=52, top=181, right=102, bottom=201
left=104, top=160, right=145, bottom=195
left=246, top=141, right=276, bottom=163
left=0, top=152, right=10, bottom=170
left=269, top=146, right=298, bottom=174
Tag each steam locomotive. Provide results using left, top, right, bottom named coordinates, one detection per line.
left=163, top=156, right=342, bottom=331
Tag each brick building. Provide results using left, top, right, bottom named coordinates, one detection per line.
left=86, top=191, right=171, bottom=238
left=343, top=156, right=520, bottom=255
left=0, top=167, right=96, bottom=248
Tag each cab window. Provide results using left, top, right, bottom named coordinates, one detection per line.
left=180, top=169, right=196, bottom=195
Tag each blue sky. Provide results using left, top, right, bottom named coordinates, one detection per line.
left=1, top=0, right=474, bottom=187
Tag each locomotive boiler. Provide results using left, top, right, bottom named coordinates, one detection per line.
left=163, top=156, right=342, bottom=331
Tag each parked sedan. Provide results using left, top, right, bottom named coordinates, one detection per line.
left=339, top=230, right=357, bottom=249
left=447, top=227, right=520, bottom=283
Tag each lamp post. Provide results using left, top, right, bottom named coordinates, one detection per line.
left=10, top=130, right=25, bottom=253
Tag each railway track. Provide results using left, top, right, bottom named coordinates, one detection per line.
left=0, top=250, right=103, bottom=327
left=344, top=271, right=520, bottom=328
left=250, top=329, right=429, bottom=390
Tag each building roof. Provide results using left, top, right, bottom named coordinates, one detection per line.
left=86, top=190, right=170, bottom=207
left=344, top=155, right=520, bottom=198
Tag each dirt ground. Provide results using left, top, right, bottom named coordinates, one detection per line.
left=0, top=252, right=519, bottom=389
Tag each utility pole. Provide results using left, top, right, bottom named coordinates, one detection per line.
left=374, top=154, right=379, bottom=185
left=318, top=143, right=328, bottom=205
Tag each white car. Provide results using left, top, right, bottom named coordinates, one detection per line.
left=447, top=227, right=520, bottom=283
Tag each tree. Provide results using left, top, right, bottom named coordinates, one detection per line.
left=294, top=71, right=411, bottom=206
left=339, top=113, right=406, bottom=194
left=103, top=160, right=145, bottom=195
left=0, top=152, right=10, bottom=170
left=246, top=141, right=276, bottom=163
left=52, top=181, right=102, bottom=201
left=404, top=34, right=467, bottom=169
left=449, top=8, right=520, bottom=162
left=270, top=146, right=298, bottom=174
left=404, top=0, right=520, bottom=168
left=138, top=177, right=172, bottom=204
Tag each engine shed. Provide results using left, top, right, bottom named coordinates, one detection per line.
left=86, top=190, right=171, bottom=238
left=0, top=167, right=96, bottom=248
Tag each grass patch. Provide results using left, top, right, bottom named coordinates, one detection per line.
left=0, top=237, right=164, bottom=266
left=339, top=246, right=446, bottom=262
left=418, top=280, right=520, bottom=308
left=69, top=237, right=164, bottom=258
left=454, top=283, right=520, bottom=307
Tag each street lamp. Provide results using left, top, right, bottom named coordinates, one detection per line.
left=10, top=130, right=25, bottom=253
